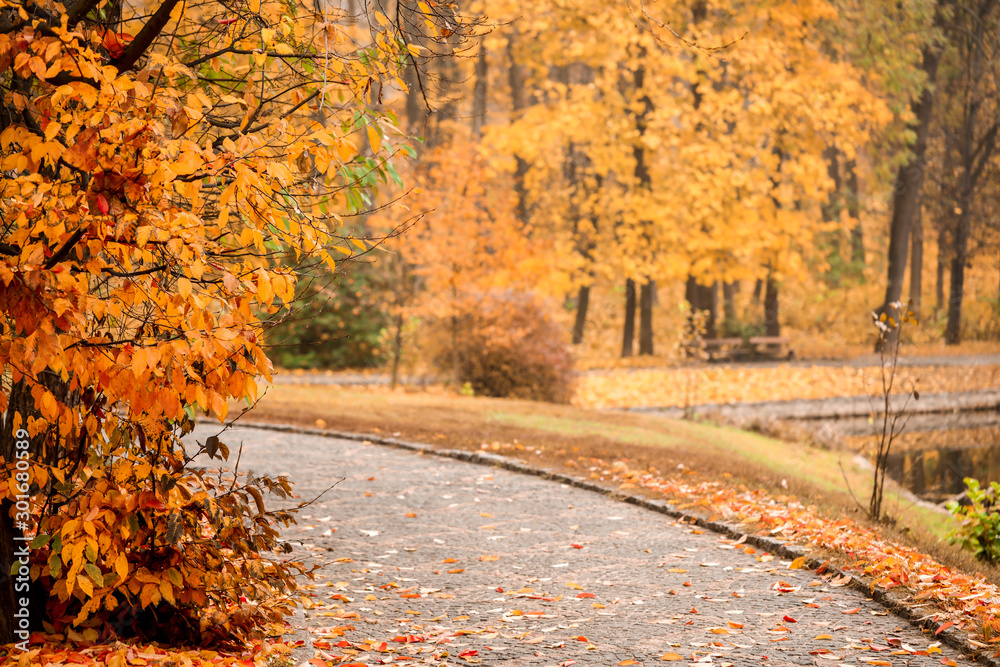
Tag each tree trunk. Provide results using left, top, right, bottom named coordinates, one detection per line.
left=622, top=279, right=636, bottom=357
left=639, top=281, right=654, bottom=355
left=471, top=38, right=487, bottom=140
left=685, top=279, right=718, bottom=340
left=751, top=278, right=763, bottom=304
left=945, top=205, right=973, bottom=344
left=572, top=285, right=590, bottom=345
left=699, top=282, right=719, bottom=339
left=936, top=224, right=948, bottom=314
left=846, top=160, right=865, bottom=274
left=507, top=34, right=530, bottom=227
left=879, top=29, right=944, bottom=316
left=389, top=310, right=405, bottom=390
left=404, top=61, right=423, bottom=134
left=943, top=0, right=997, bottom=343
left=910, top=203, right=923, bottom=314
left=722, top=281, right=737, bottom=334
left=632, top=55, right=654, bottom=355
left=764, top=272, right=780, bottom=337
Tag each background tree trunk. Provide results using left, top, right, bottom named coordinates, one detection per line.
left=936, top=224, right=948, bottom=314
left=471, top=39, right=487, bottom=140
left=622, top=279, right=636, bottom=357
left=911, top=203, right=924, bottom=313
left=639, top=281, right=654, bottom=355
left=506, top=34, right=530, bottom=227
left=764, top=272, right=780, bottom=337
left=879, top=30, right=944, bottom=317
left=632, top=56, right=655, bottom=355
left=572, top=285, right=591, bottom=345
left=722, top=281, right=737, bottom=334
left=945, top=205, right=972, bottom=344
left=847, top=161, right=865, bottom=274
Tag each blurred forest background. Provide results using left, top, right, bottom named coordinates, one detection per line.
left=266, top=0, right=1000, bottom=388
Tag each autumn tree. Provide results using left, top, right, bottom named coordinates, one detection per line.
left=0, top=0, right=448, bottom=647
left=938, top=0, right=999, bottom=344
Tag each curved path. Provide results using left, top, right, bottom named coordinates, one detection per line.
left=191, top=425, right=976, bottom=667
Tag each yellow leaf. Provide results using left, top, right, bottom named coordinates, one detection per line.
left=366, top=125, right=381, bottom=154
left=115, top=552, right=128, bottom=581
left=788, top=556, right=808, bottom=569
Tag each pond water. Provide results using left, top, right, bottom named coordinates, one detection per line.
left=817, top=410, right=1000, bottom=503
left=884, top=441, right=1000, bottom=502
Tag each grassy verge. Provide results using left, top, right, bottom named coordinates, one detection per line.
left=241, top=384, right=973, bottom=565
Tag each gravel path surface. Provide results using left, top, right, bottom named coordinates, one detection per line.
left=189, top=425, right=977, bottom=667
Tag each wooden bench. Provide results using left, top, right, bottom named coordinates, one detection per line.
left=747, top=336, right=793, bottom=360
left=700, top=336, right=794, bottom=361
left=702, top=337, right=744, bottom=361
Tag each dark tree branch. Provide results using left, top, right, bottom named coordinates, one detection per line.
left=101, top=263, right=169, bottom=278
left=42, top=229, right=85, bottom=269
left=113, top=0, right=184, bottom=73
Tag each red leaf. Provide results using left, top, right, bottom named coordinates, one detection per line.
left=96, top=193, right=110, bottom=215
left=458, top=649, right=478, bottom=657
left=575, top=636, right=588, bottom=642
left=935, top=620, right=955, bottom=636
left=571, top=544, right=583, bottom=549
left=576, top=592, right=595, bottom=598
left=782, top=615, right=797, bottom=623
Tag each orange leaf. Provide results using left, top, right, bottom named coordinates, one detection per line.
left=660, top=653, right=683, bottom=661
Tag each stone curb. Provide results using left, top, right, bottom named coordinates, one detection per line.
left=235, top=420, right=999, bottom=667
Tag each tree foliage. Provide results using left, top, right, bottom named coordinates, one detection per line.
left=0, top=0, right=434, bottom=645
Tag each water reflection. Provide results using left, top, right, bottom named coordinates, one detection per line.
left=820, top=412, right=999, bottom=503
left=885, top=442, right=1000, bottom=502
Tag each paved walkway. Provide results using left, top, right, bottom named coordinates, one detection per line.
left=191, top=425, right=974, bottom=667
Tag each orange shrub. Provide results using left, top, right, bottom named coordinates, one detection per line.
left=438, top=291, right=574, bottom=403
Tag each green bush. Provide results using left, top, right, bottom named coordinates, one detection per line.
left=267, top=263, right=389, bottom=370
left=947, top=477, right=1000, bottom=564
left=439, top=291, right=574, bottom=403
